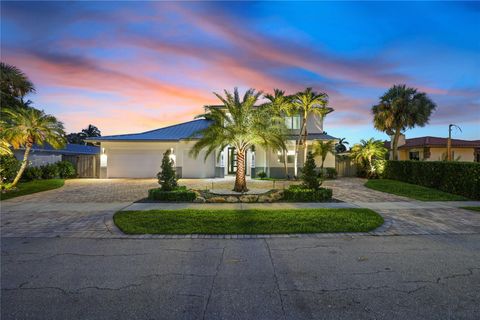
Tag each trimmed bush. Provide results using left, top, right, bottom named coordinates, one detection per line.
left=383, top=161, right=480, bottom=200
left=56, top=161, right=77, bottom=178
left=148, top=186, right=196, bottom=202
left=0, top=156, right=20, bottom=183
left=257, top=171, right=267, bottom=179
left=283, top=185, right=332, bottom=202
left=41, top=163, right=60, bottom=179
left=23, top=166, right=43, bottom=181
left=157, top=149, right=178, bottom=191
left=325, top=168, right=337, bottom=179
left=302, top=151, right=321, bottom=189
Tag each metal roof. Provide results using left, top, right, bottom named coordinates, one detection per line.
left=20, top=144, right=100, bottom=155
left=87, top=119, right=212, bottom=142
left=286, top=133, right=338, bottom=140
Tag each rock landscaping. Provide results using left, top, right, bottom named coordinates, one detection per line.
left=193, top=189, right=284, bottom=203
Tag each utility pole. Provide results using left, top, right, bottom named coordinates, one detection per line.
left=447, top=124, right=462, bottom=161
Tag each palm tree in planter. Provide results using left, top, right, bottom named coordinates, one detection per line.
left=2, top=108, right=66, bottom=187
left=350, top=138, right=387, bottom=178
left=313, top=140, right=335, bottom=170
left=292, top=88, right=332, bottom=176
left=372, top=84, right=436, bottom=160
left=192, top=88, right=286, bottom=192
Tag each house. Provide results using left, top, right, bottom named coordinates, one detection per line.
left=386, top=135, right=480, bottom=162
left=87, top=110, right=338, bottom=179
left=14, top=144, right=101, bottom=177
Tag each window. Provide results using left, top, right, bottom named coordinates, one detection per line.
left=476, top=153, right=480, bottom=163
left=284, top=116, right=301, bottom=130
left=409, top=151, right=420, bottom=160
left=278, top=152, right=295, bottom=163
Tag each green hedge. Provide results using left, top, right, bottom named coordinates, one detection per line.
left=22, top=161, right=76, bottom=181
left=383, top=161, right=479, bottom=200
left=283, top=185, right=333, bottom=202
left=148, top=186, right=196, bottom=202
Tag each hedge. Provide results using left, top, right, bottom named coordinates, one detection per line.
left=283, top=185, right=333, bottom=202
left=383, top=161, right=479, bottom=200
left=22, top=161, right=76, bottom=181
left=148, top=186, right=196, bottom=202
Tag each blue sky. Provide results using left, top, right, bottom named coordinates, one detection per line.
left=1, top=1, right=479, bottom=144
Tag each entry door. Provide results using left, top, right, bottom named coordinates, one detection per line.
left=228, top=147, right=237, bottom=174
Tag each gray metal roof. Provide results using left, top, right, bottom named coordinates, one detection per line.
left=87, top=119, right=212, bottom=142
left=18, top=144, right=100, bottom=155
left=286, top=133, right=338, bottom=140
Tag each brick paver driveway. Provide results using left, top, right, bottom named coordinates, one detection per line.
left=1, top=177, right=479, bottom=238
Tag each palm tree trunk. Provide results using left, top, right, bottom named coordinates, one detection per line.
left=283, top=149, right=288, bottom=179
left=11, top=144, right=32, bottom=187
left=234, top=149, right=247, bottom=192
left=303, top=126, right=308, bottom=164
left=392, top=130, right=400, bottom=160
left=294, top=117, right=307, bottom=178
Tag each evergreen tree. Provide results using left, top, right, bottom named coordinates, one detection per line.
left=157, top=150, right=177, bottom=191
left=301, top=151, right=320, bottom=190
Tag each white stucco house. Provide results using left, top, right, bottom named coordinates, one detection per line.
left=87, top=108, right=338, bottom=179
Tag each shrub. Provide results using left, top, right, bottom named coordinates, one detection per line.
left=56, top=161, right=76, bottom=178
left=283, top=185, right=332, bottom=202
left=325, top=168, right=337, bottom=179
left=22, top=166, right=43, bottom=181
left=0, top=156, right=20, bottom=183
left=148, top=186, right=196, bottom=202
left=301, top=151, right=321, bottom=189
left=157, top=150, right=178, bottom=191
left=257, top=171, right=267, bottom=179
left=41, top=163, right=60, bottom=179
left=383, top=161, right=480, bottom=200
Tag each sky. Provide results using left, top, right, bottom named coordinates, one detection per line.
left=1, top=1, right=479, bottom=144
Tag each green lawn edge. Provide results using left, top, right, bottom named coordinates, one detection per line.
left=461, top=206, right=480, bottom=213
left=0, top=179, right=65, bottom=200
left=364, top=179, right=468, bottom=201
left=113, top=208, right=384, bottom=235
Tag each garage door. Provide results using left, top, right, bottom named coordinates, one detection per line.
left=108, top=149, right=165, bottom=178
left=182, top=150, right=215, bottom=178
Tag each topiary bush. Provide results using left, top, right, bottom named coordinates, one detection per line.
left=148, top=186, right=196, bottom=202
left=302, top=151, right=321, bottom=189
left=0, top=156, right=20, bottom=183
left=383, top=161, right=479, bottom=200
left=41, top=163, right=60, bottom=179
left=283, top=185, right=332, bottom=202
left=157, top=149, right=178, bottom=191
left=257, top=171, right=267, bottom=179
left=56, top=161, right=76, bottom=178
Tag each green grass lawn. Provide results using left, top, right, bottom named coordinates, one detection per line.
left=114, top=208, right=384, bottom=234
left=461, top=206, right=480, bottom=213
left=0, top=179, right=65, bottom=200
left=365, top=179, right=468, bottom=201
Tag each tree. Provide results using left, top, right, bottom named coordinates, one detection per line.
left=301, top=151, right=320, bottom=190
left=263, top=89, right=293, bottom=178
left=192, top=88, right=286, bottom=192
left=157, top=149, right=178, bottom=191
left=313, top=140, right=335, bottom=169
left=2, top=108, right=66, bottom=187
left=372, top=84, right=436, bottom=160
left=292, top=88, right=332, bottom=176
left=335, top=138, right=349, bottom=153
left=67, top=124, right=101, bottom=145
left=0, top=62, right=35, bottom=110
left=350, top=138, right=387, bottom=177
left=82, top=124, right=101, bottom=138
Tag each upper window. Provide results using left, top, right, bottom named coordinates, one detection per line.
left=284, top=116, right=301, bottom=130
left=409, top=151, right=420, bottom=161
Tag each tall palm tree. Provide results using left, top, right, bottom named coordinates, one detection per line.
left=82, top=124, right=101, bottom=138
left=192, top=88, right=286, bottom=192
left=335, top=138, right=349, bottom=153
left=312, top=140, right=335, bottom=169
left=263, top=89, right=293, bottom=178
left=372, top=84, right=436, bottom=160
left=292, top=88, right=332, bottom=176
left=2, top=108, right=66, bottom=187
left=0, top=139, right=12, bottom=156
left=0, top=62, right=35, bottom=109
left=350, top=138, right=387, bottom=177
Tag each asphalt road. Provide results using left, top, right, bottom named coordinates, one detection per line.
left=2, top=234, right=479, bottom=320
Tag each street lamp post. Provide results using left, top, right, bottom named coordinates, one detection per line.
left=447, top=124, right=462, bottom=161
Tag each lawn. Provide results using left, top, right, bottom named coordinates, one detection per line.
left=365, top=179, right=468, bottom=201
left=0, top=179, right=65, bottom=200
left=461, top=206, right=480, bottom=213
left=114, top=208, right=384, bottom=234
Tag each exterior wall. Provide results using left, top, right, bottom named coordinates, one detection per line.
left=14, top=150, right=61, bottom=167
left=398, top=147, right=476, bottom=162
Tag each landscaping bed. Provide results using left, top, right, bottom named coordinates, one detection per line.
left=365, top=179, right=468, bottom=201
left=461, top=206, right=480, bottom=213
left=114, top=208, right=384, bottom=234
left=0, top=179, right=65, bottom=200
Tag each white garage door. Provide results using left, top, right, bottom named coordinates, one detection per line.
left=182, top=150, right=215, bottom=178
left=108, top=149, right=165, bottom=178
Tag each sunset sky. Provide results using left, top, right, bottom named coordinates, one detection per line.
left=2, top=1, right=479, bottom=144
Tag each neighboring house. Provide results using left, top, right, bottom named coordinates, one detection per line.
left=14, top=144, right=101, bottom=177
left=87, top=110, right=338, bottom=179
left=385, top=135, right=480, bottom=162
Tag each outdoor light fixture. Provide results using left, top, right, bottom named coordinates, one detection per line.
left=169, top=147, right=176, bottom=165
left=220, top=151, right=225, bottom=167
left=251, top=151, right=255, bottom=168
left=100, top=148, right=108, bottom=167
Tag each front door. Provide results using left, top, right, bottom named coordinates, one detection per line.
left=228, top=147, right=237, bottom=174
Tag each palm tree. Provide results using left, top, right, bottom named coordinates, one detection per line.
left=335, top=138, right=349, bottom=153
left=350, top=138, right=387, bottom=177
left=192, top=88, right=286, bottom=192
left=0, top=62, right=35, bottom=109
left=82, top=124, right=101, bottom=138
left=312, top=140, right=335, bottom=170
left=263, top=89, right=294, bottom=178
left=0, top=139, right=12, bottom=156
left=2, top=108, right=66, bottom=187
left=372, top=85, right=436, bottom=160
left=292, top=88, right=332, bottom=176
